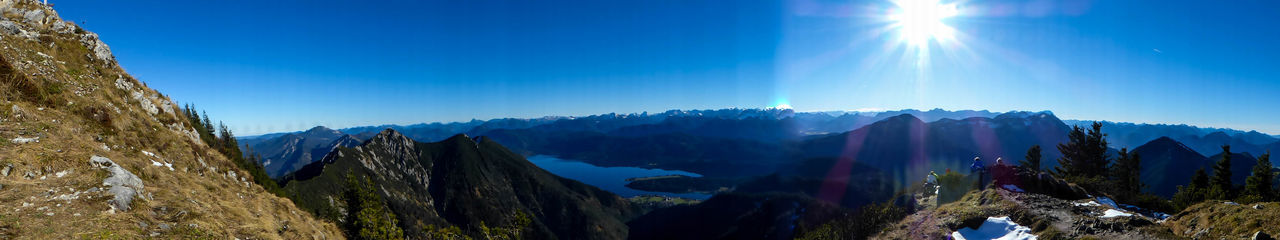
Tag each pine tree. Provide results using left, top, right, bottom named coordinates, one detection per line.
left=1054, top=122, right=1109, bottom=179
left=1172, top=168, right=1210, bottom=210
left=1110, top=148, right=1143, bottom=196
left=1019, top=145, right=1042, bottom=172
left=201, top=111, right=215, bottom=137
left=1243, top=152, right=1274, bottom=201
left=1128, top=152, right=1142, bottom=194
left=1054, top=126, right=1085, bottom=177
left=1209, top=145, right=1234, bottom=200
left=343, top=173, right=404, bottom=240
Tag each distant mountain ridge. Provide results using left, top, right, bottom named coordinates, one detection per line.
left=242, top=108, right=1015, bottom=177
left=1063, top=120, right=1280, bottom=156
left=246, top=108, right=1278, bottom=192
left=238, top=108, right=1002, bottom=142
left=241, top=126, right=361, bottom=178
left=280, top=129, right=639, bottom=239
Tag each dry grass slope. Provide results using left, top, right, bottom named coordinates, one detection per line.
left=1165, top=202, right=1280, bottom=239
left=0, top=0, right=340, bottom=238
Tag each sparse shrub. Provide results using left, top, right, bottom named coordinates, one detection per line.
left=479, top=210, right=532, bottom=240
left=425, top=225, right=472, bottom=240
left=76, top=104, right=115, bottom=134
left=797, top=201, right=909, bottom=240
left=936, top=170, right=972, bottom=205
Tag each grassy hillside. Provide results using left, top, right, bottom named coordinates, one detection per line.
left=0, top=1, right=339, bottom=238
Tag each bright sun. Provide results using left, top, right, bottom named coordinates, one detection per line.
left=890, top=0, right=958, bottom=45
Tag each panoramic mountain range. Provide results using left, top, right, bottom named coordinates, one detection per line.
left=231, top=106, right=1280, bottom=238
left=244, top=108, right=1279, bottom=200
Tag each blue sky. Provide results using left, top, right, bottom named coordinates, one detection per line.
left=51, top=0, right=1280, bottom=135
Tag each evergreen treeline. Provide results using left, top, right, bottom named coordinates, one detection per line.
left=1048, top=122, right=1160, bottom=209
left=1172, top=147, right=1275, bottom=209
left=1041, top=121, right=1277, bottom=212
left=342, top=173, right=405, bottom=240
left=180, top=104, right=282, bottom=195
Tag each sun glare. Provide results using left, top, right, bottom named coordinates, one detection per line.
left=890, top=0, right=958, bottom=45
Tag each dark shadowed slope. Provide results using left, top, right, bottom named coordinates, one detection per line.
left=797, top=112, right=1071, bottom=187
left=280, top=129, right=638, bottom=239
left=1131, top=137, right=1210, bottom=198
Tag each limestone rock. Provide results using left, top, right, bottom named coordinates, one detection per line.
left=89, top=155, right=144, bottom=211
left=129, top=91, right=158, bottom=115
left=0, top=21, right=20, bottom=35
left=11, top=136, right=38, bottom=144
left=79, top=32, right=114, bottom=63
left=22, top=9, right=44, bottom=25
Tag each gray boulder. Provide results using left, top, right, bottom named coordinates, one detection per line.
left=10, top=136, right=38, bottom=144
left=0, top=21, right=20, bottom=35
left=79, top=32, right=114, bottom=62
left=89, top=155, right=144, bottom=211
left=22, top=9, right=43, bottom=25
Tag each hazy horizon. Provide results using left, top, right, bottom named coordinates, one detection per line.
left=234, top=107, right=1280, bottom=138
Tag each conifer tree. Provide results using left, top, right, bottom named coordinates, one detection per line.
left=343, top=173, right=404, bottom=240
left=1243, top=152, right=1274, bottom=201
left=1020, top=145, right=1042, bottom=172
left=1054, top=122, right=1109, bottom=179
left=1172, top=168, right=1210, bottom=210
left=1110, top=148, right=1143, bottom=196
left=1209, top=145, right=1234, bottom=199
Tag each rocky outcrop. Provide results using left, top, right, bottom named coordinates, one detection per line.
left=89, top=156, right=143, bottom=211
left=992, top=165, right=1090, bottom=200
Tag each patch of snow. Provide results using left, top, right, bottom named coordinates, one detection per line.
left=1002, top=184, right=1025, bottom=193
left=1074, top=201, right=1101, bottom=207
left=141, top=150, right=156, bottom=157
left=1096, top=197, right=1120, bottom=209
left=54, top=170, right=69, bottom=178
left=1224, top=201, right=1240, bottom=206
left=950, top=216, right=1038, bottom=240
left=149, top=160, right=173, bottom=171
left=1100, top=209, right=1133, bottom=218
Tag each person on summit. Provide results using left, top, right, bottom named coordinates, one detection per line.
left=970, top=157, right=986, bottom=190
left=926, top=170, right=940, bottom=195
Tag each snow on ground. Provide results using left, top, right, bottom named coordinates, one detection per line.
left=1074, top=201, right=1101, bottom=207
left=1002, top=184, right=1025, bottom=193
left=1100, top=209, right=1133, bottom=218
left=150, top=160, right=174, bottom=171
left=1096, top=197, right=1120, bottom=209
left=951, top=216, right=1038, bottom=240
